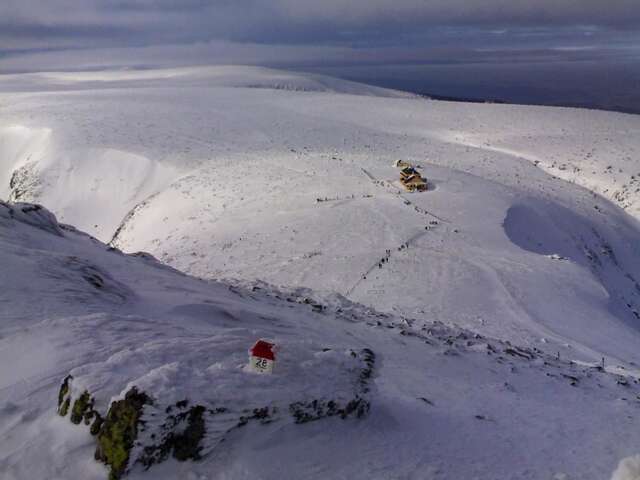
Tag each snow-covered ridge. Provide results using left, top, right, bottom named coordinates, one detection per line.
left=1, top=66, right=640, bottom=478
left=0, top=125, right=51, bottom=199
left=1, top=65, right=640, bottom=370
left=1, top=199, right=639, bottom=479
left=0, top=65, right=414, bottom=98
left=0, top=124, right=180, bottom=240
left=435, top=110, right=640, bottom=219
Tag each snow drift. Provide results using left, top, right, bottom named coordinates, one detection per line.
left=1, top=66, right=640, bottom=479
left=2, top=199, right=640, bottom=480
left=612, top=455, right=640, bottom=480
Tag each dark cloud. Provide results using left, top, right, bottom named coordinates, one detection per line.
left=0, top=0, right=639, bottom=72
left=3, top=1, right=640, bottom=44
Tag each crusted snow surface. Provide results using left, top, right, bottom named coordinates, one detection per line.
left=1, top=66, right=640, bottom=371
left=1, top=202, right=640, bottom=480
left=0, top=66, right=640, bottom=479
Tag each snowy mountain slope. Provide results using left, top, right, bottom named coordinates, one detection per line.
left=1, top=66, right=638, bottom=373
left=1, top=200, right=640, bottom=480
left=434, top=111, right=640, bottom=219
left=0, top=66, right=409, bottom=238
left=0, top=122, right=180, bottom=241
left=0, top=65, right=415, bottom=97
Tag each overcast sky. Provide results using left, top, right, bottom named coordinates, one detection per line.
left=1, top=0, right=640, bottom=112
left=1, top=0, right=639, bottom=72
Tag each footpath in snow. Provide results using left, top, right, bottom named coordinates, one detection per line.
left=1, top=66, right=640, bottom=479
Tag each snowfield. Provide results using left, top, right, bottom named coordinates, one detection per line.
left=1, top=66, right=640, bottom=479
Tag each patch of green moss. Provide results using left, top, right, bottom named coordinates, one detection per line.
left=95, top=387, right=150, bottom=480
left=57, top=375, right=73, bottom=416
left=70, top=391, right=91, bottom=425
left=59, top=397, right=71, bottom=417
left=90, top=412, right=104, bottom=436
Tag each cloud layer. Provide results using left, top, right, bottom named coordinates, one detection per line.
left=1, top=1, right=639, bottom=72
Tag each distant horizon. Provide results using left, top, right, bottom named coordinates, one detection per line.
left=295, top=60, right=640, bottom=116
left=1, top=60, right=638, bottom=117
left=2, top=1, right=639, bottom=117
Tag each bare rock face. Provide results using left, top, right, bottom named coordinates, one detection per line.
left=8, top=162, right=42, bottom=203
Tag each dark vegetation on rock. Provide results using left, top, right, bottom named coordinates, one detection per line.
left=70, top=391, right=92, bottom=424
left=289, top=348, right=374, bottom=424
left=55, top=348, right=376, bottom=478
left=289, top=397, right=369, bottom=423
left=236, top=406, right=277, bottom=427
left=57, top=375, right=72, bottom=417
left=95, top=387, right=151, bottom=480
left=139, top=401, right=209, bottom=468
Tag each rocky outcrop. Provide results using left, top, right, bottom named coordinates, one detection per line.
left=290, top=348, right=374, bottom=423
left=8, top=162, right=42, bottom=203
left=57, top=375, right=72, bottom=417
left=95, top=388, right=150, bottom=480
left=57, top=376, right=104, bottom=434
left=138, top=401, right=210, bottom=468
left=0, top=201, right=63, bottom=236
left=55, top=348, right=376, bottom=479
